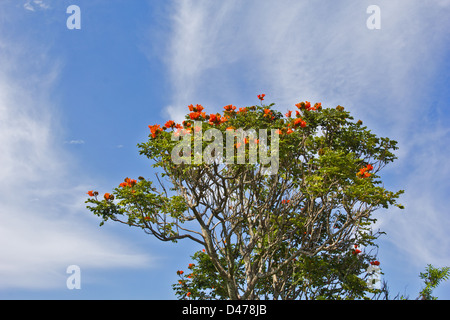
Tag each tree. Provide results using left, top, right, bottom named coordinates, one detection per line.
left=86, top=95, right=406, bottom=300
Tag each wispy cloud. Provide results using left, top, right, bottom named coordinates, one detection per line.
left=24, top=0, right=50, bottom=12
left=65, top=139, right=85, bottom=145
left=160, top=0, right=450, bottom=271
left=0, top=9, right=151, bottom=290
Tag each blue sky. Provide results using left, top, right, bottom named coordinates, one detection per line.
left=0, top=0, right=449, bottom=299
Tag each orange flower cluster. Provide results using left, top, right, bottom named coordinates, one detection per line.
left=165, top=120, right=175, bottom=129
left=293, top=117, right=307, bottom=128
left=263, top=108, right=275, bottom=120
left=119, top=177, right=137, bottom=188
left=236, top=137, right=259, bottom=149
left=149, top=124, right=163, bottom=138
left=281, top=199, right=290, bottom=204
left=87, top=190, right=95, bottom=197
left=352, top=244, right=362, bottom=255
left=237, top=107, right=248, bottom=114
left=257, top=94, right=265, bottom=101
left=357, top=164, right=373, bottom=178
left=149, top=120, right=185, bottom=139
left=223, top=105, right=237, bottom=112
left=278, top=101, right=322, bottom=134
left=188, top=104, right=206, bottom=120
left=188, top=104, right=204, bottom=113
left=370, top=261, right=380, bottom=266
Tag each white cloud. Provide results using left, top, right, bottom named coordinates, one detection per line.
left=24, top=0, right=50, bottom=12
left=65, top=139, right=85, bottom=145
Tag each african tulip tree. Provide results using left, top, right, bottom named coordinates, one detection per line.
left=86, top=95, right=404, bottom=300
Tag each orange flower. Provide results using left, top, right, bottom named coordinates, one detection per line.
left=126, top=178, right=137, bottom=186
left=295, top=101, right=316, bottom=111
left=223, top=105, right=236, bottom=112
left=189, top=112, right=200, bottom=120
left=120, top=178, right=137, bottom=188
left=352, top=249, right=362, bottom=255
left=195, top=104, right=204, bottom=112
left=257, top=94, right=265, bottom=101
left=188, top=263, right=195, bottom=269
left=285, top=110, right=292, bottom=117
left=357, top=164, right=373, bottom=178
left=165, top=120, right=175, bottom=129
left=209, top=113, right=226, bottom=125
left=104, top=193, right=113, bottom=200
left=286, top=128, right=294, bottom=134
left=293, top=118, right=307, bottom=128
left=173, top=128, right=181, bottom=137
left=186, top=292, right=191, bottom=297
left=176, top=270, right=184, bottom=275
left=87, top=190, right=94, bottom=197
